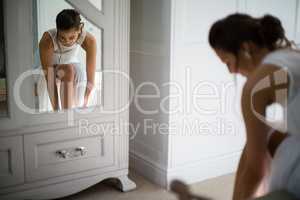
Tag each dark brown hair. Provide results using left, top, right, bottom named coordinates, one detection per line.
left=208, top=13, right=290, bottom=55
left=56, top=9, right=82, bottom=31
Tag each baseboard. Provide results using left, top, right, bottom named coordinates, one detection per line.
left=167, top=151, right=241, bottom=185
left=129, top=151, right=168, bottom=188
left=130, top=150, right=241, bottom=189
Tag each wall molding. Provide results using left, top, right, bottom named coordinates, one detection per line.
left=130, top=139, right=168, bottom=168
left=129, top=151, right=168, bottom=188
left=129, top=142, right=241, bottom=188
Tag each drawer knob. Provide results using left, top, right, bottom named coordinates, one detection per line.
left=56, top=150, right=70, bottom=159
left=75, top=147, right=87, bottom=156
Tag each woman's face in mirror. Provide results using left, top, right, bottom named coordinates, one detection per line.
left=57, top=28, right=81, bottom=47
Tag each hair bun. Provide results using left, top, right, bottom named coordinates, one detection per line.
left=259, top=14, right=285, bottom=49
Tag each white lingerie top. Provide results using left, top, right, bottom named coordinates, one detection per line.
left=47, top=28, right=87, bottom=65
left=262, top=48, right=300, bottom=138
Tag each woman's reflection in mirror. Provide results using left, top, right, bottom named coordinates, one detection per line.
left=39, top=9, right=97, bottom=110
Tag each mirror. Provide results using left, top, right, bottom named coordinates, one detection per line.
left=88, top=0, right=103, bottom=12
left=32, top=0, right=103, bottom=113
left=0, top=1, right=8, bottom=117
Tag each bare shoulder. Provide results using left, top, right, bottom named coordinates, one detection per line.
left=82, top=32, right=96, bottom=49
left=39, top=32, right=54, bottom=50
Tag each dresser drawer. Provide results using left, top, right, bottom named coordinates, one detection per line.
left=24, top=122, right=115, bottom=182
left=0, top=136, right=24, bottom=188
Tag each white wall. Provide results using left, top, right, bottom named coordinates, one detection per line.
left=0, top=1, right=4, bottom=76
left=239, top=0, right=298, bottom=41
left=130, top=0, right=300, bottom=188
left=129, top=0, right=172, bottom=186
left=297, top=1, right=300, bottom=44
left=167, top=0, right=246, bottom=184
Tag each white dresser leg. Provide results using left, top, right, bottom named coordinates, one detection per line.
left=117, top=175, right=137, bottom=192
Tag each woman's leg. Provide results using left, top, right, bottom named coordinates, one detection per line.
left=44, top=66, right=59, bottom=110
left=56, top=64, right=75, bottom=109
left=73, top=64, right=87, bottom=107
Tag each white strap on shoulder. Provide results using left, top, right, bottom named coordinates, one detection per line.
left=76, top=28, right=87, bottom=45
left=47, top=28, right=59, bottom=51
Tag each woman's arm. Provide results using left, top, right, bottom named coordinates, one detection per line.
left=233, top=83, right=270, bottom=200
left=39, top=32, right=59, bottom=110
left=233, top=145, right=247, bottom=199
left=233, top=64, right=289, bottom=200
left=81, top=32, right=97, bottom=106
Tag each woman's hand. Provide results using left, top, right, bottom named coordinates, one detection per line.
left=83, top=81, right=94, bottom=107
left=83, top=95, right=89, bottom=108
